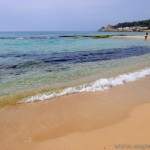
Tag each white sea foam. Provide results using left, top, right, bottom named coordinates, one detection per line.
left=21, top=68, right=150, bottom=103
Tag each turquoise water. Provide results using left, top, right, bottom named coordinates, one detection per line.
left=0, top=31, right=150, bottom=102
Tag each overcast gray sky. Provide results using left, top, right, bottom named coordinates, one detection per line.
left=0, top=0, right=149, bottom=31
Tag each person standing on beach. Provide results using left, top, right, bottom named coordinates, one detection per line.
left=145, top=32, right=148, bottom=40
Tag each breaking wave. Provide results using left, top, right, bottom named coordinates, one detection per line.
left=21, top=68, right=150, bottom=103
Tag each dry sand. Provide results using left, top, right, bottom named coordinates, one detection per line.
left=1, top=76, right=150, bottom=150
left=113, top=35, right=149, bottom=39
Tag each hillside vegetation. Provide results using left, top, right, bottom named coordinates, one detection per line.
left=113, top=19, right=150, bottom=29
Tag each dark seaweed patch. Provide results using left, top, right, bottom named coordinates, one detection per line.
left=1, top=46, right=150, bottom=71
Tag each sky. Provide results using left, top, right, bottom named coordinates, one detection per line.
left=0, top=0, right=149, bottom=31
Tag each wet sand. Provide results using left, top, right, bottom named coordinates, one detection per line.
left=0, top=76, right=150, bottom=150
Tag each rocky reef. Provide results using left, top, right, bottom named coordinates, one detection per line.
left=59, top=35, right=112, bottom=38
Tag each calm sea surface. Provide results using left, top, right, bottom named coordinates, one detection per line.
left=0, top=31, right=150, bottom=103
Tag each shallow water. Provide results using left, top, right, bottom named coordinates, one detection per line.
left=0, top=31, right=150, bottom=103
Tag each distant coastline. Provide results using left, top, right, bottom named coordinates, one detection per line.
left=98, top=19, right=150, bottom=32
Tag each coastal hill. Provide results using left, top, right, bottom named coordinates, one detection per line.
left=98, top=19, right=150, bottom=32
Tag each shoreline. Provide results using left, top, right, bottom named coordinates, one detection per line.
left=20, top=67, right=150, bottom=103
left=1, top=67, right=150, bottom=106
left=1, top=75, right=150, bottom=149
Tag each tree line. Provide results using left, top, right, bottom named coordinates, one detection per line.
left=113, top=19, right=150, bottom=29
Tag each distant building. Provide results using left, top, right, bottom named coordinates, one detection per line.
left=98, top=25, right=148, bottom=32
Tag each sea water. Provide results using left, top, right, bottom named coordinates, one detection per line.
left=0, top=31, right=150, bottom=103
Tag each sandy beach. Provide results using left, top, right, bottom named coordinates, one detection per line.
left=0, top=0, right=150, bottom=149
left=113, top=35, right=149, bottom=39
left=1, top=75, right=150, bottom=150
